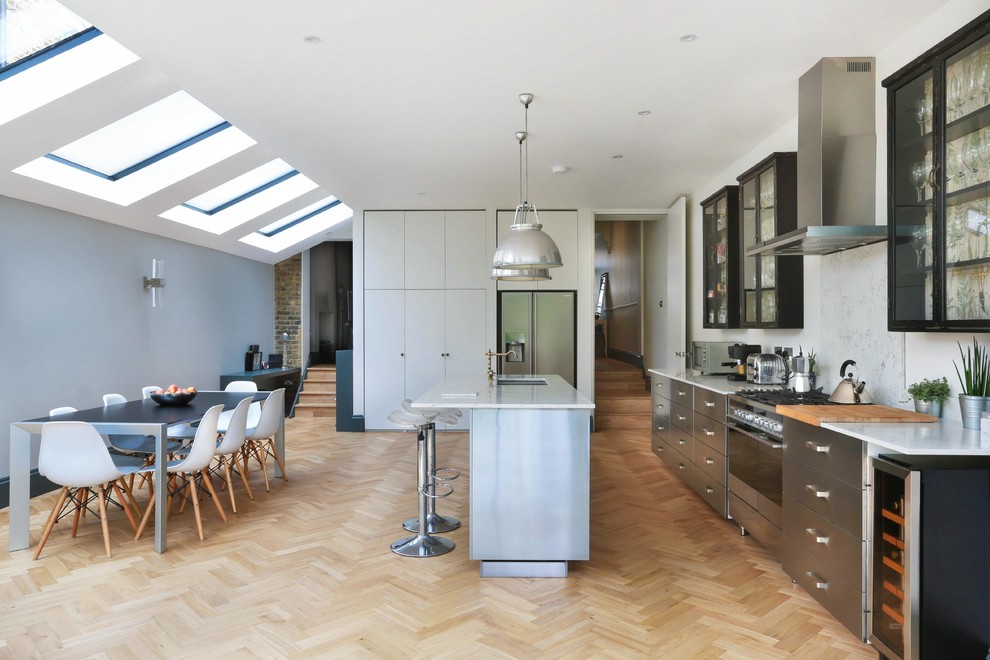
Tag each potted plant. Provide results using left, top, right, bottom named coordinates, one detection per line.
left=954, top=338, right=990, bottom=429
left=906, top=377, right=950, bottom=418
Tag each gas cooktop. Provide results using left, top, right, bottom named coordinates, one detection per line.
left=733, top=388, right=835, bottom=406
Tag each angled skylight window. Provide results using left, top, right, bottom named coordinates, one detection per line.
left=14, top=90, right=256, bottom=205
left=48, top=91, right=228, bottom=178
left=160, top=158, right=319, bottom=235
left=1, top=0, right=91, bottom=68
left=240, top=196, right=353, bottom=253
left=0, top=29, right=138, bottom=126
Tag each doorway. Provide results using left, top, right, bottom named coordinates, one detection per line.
left=308, top=241, right=353, bottom=364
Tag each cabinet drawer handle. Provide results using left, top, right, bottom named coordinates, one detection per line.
left=656, top=425, right=666, bottom=432
left=656, top=446, right=664, bottom=453
left=675, top=414, right=687, bottom=422
left=705, top=486, right=715, bottom=494
left=677, top=463, right=686, bottom=470
left=703, top=429, right=715, bottom=436
left=704, top=401, right=715, bottom=407
left=656, top=403, right=665, bottom=410
left=676, top=390, right=687, bottom=396
left=805, top=441, right=829, bottom=453
left=678, top=438, right=687, bottom=446
left=806, top=571, right=828, bottom=590
left=806, top=528, right=829, bottom=544
left=704, top=457, right=715, bottom=465
left=656, top=382, right=665, bottom=389
left=805, top=485, right=829, bottom=499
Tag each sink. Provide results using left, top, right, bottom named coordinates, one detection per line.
left=496, top=376, right=548, bottom=385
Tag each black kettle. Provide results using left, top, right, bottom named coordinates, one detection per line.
left=828, top=359, right=873, bottom=404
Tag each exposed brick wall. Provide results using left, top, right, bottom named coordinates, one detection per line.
left=274, top=254, right=302, bottom=367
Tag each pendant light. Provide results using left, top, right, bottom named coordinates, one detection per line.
left=491, top=93, right=563, bottom=279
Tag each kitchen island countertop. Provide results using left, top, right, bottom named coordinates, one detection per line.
left=412, top=374, right=594, bottom=410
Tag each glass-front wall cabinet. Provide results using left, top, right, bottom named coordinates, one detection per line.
left=701, top=186, right=739, bottom=328
left=738, top=152, right=802, bottom=328
left=887, top=11, right=990, bottom=330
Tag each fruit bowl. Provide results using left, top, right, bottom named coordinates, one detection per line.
left=150, top=391, right=197, bottom=406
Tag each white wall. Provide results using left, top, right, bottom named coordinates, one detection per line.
left=681, top=0, right=990, bottom=418
left=0, top=195, right=274, bottom=479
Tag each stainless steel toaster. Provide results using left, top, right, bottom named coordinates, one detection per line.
left=751, top=353, right=787, bottom=385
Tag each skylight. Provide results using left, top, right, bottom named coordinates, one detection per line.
left=0, top=30, right=138, bottom=126
left=1, top=0, right=91, bottom=68
left=49, top=91, right=228, bottom=178
left=14, top=90, right=257, bottom=205
left=160, top=158, right=319, bottom=235
left=240, top=196, right=353, bottom=253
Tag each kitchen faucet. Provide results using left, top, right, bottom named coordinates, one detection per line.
left=486, top=348, right=517, bottom=382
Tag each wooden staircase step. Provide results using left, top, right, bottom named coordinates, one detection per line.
left=596, top=370, right=645, bottom=382
left=302, top=383, right=336, bottom=394
left=595, top=397, right=651, bottom=414
left=294, top=402, right=336, bottom=418
left=595, top=413, right=651, bottom=429
left=299, top=392, right=336, bottom=404
left=596, top=380, right=649, bottom=393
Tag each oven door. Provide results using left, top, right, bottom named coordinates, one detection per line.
left=727, top=422, right=783, bottom=528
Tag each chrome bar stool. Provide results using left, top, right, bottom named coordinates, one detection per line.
left=400, top=400, right=461, bottom=534
left=388, top=408, right=455, bottom=557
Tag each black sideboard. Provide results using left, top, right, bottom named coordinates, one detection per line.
left=220, top=367, right=300, bottom=417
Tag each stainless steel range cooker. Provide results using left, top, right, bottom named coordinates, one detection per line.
left=725, top=388, right=835, bottom=556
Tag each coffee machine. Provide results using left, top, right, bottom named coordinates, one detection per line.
left=789, top=350, right=814, bottom=392
left=724, top=343, right=761, bottom=381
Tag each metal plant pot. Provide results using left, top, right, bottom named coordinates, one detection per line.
left=957, top=394, right=987, bottom=429
left=913, top=399, right=942, bottom=419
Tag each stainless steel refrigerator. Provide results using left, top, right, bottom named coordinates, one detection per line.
left=499, top=291, right=576, bottom=387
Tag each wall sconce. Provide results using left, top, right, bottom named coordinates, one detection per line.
left=143, top=258, right=165, bottom=307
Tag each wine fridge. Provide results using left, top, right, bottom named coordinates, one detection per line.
left=870, top=455, right=990, bottom=660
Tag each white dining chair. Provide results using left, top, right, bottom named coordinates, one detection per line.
left=209, top=396, right=255, bottom=513
left=135, top=404, right=227, bottom=542
left=50, top=406, right=147, bottom=472
left=242, top=388, right=286, bottom=492
left=102, top=393, right=183, bottom=457
left=217, top=381, right=261, bottom=433
left=34, top=421, right=143, bottom=559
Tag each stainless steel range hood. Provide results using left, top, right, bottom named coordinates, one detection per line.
left=747, top=57, right=886, bottom=257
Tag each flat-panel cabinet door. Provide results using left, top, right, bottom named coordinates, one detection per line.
left=404, top=290, right=446, bottom=402
left=364, top=289, right=405, bottom=429
left=404, top=211, right=445, bottom=289
left=443, top=289, right=487, bottom=429
left=364, top=211, right=404, bottom=289
left=445, top=211, right=488, bottom=288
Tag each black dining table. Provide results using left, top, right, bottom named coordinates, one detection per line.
left=9, top=391, right=277, bottom=554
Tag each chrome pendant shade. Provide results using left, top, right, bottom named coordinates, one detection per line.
left=491, top=94, right=563, bottom=279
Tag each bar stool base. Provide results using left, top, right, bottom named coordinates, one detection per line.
left=403, top=513, right=460, bottom=534
left=390, top=534, right=455, bottom=557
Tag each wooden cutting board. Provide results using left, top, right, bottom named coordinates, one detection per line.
left=776, top=404, right=937, bottom=426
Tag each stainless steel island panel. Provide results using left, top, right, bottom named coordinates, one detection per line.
left=469, top=407, right=590, bottom=562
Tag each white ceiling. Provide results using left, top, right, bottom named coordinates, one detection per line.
left=0, top=0, right=953, bottom=264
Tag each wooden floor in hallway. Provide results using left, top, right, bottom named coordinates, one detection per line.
left=0, top=416, right=874, bottom=658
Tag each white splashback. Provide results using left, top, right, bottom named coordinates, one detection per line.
left=818, top=243, right=905, bottom=407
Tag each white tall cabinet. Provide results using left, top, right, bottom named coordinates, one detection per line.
left=364, top=210, right=489, bottom=429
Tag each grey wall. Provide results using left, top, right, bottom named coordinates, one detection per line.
left=0, top=195, right=274, bottom=479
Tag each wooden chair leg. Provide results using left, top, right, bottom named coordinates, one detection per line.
left=111, top=480, right=139, bottom=533
left=34, top=486, right=69, bottom=560
left=71, top=488, right=86, bottom=537
left=222, top=457, right=237, bottom=513
left=267, top=440, right=288, bottom=482
left=135, top=492, right=156, bottom=540
left=200, top=469, right=227, bottom=523
left=236, top=454, right=254, bottom=501
left=188, top=473, right=204, bottom=541
left=97, top=484, right=112, bottom=558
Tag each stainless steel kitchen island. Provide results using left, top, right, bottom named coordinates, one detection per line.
left=412, top=374, right=594, bottom=577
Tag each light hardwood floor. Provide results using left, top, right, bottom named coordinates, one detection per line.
left=0, top=417, right=876, bottom=658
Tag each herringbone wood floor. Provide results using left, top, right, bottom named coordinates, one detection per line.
left=0, top=418, right=875, bottom=658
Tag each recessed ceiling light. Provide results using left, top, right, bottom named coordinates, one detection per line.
left=679, top=34, right=698, bottom=42
left=612, top=154, right=623, bottom=160
left=303, top=35, right=322, bottom=44
left=417, top=192, right=427, bottom=196
left=551, top=165, right=569, bottom=174
left=637, top=110, right=651, bottom=116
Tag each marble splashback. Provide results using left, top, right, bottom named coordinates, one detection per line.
left=818, top=242, right=906, bottom=408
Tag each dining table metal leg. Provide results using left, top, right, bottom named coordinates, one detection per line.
left=8, top=425, right=32, bottom=551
